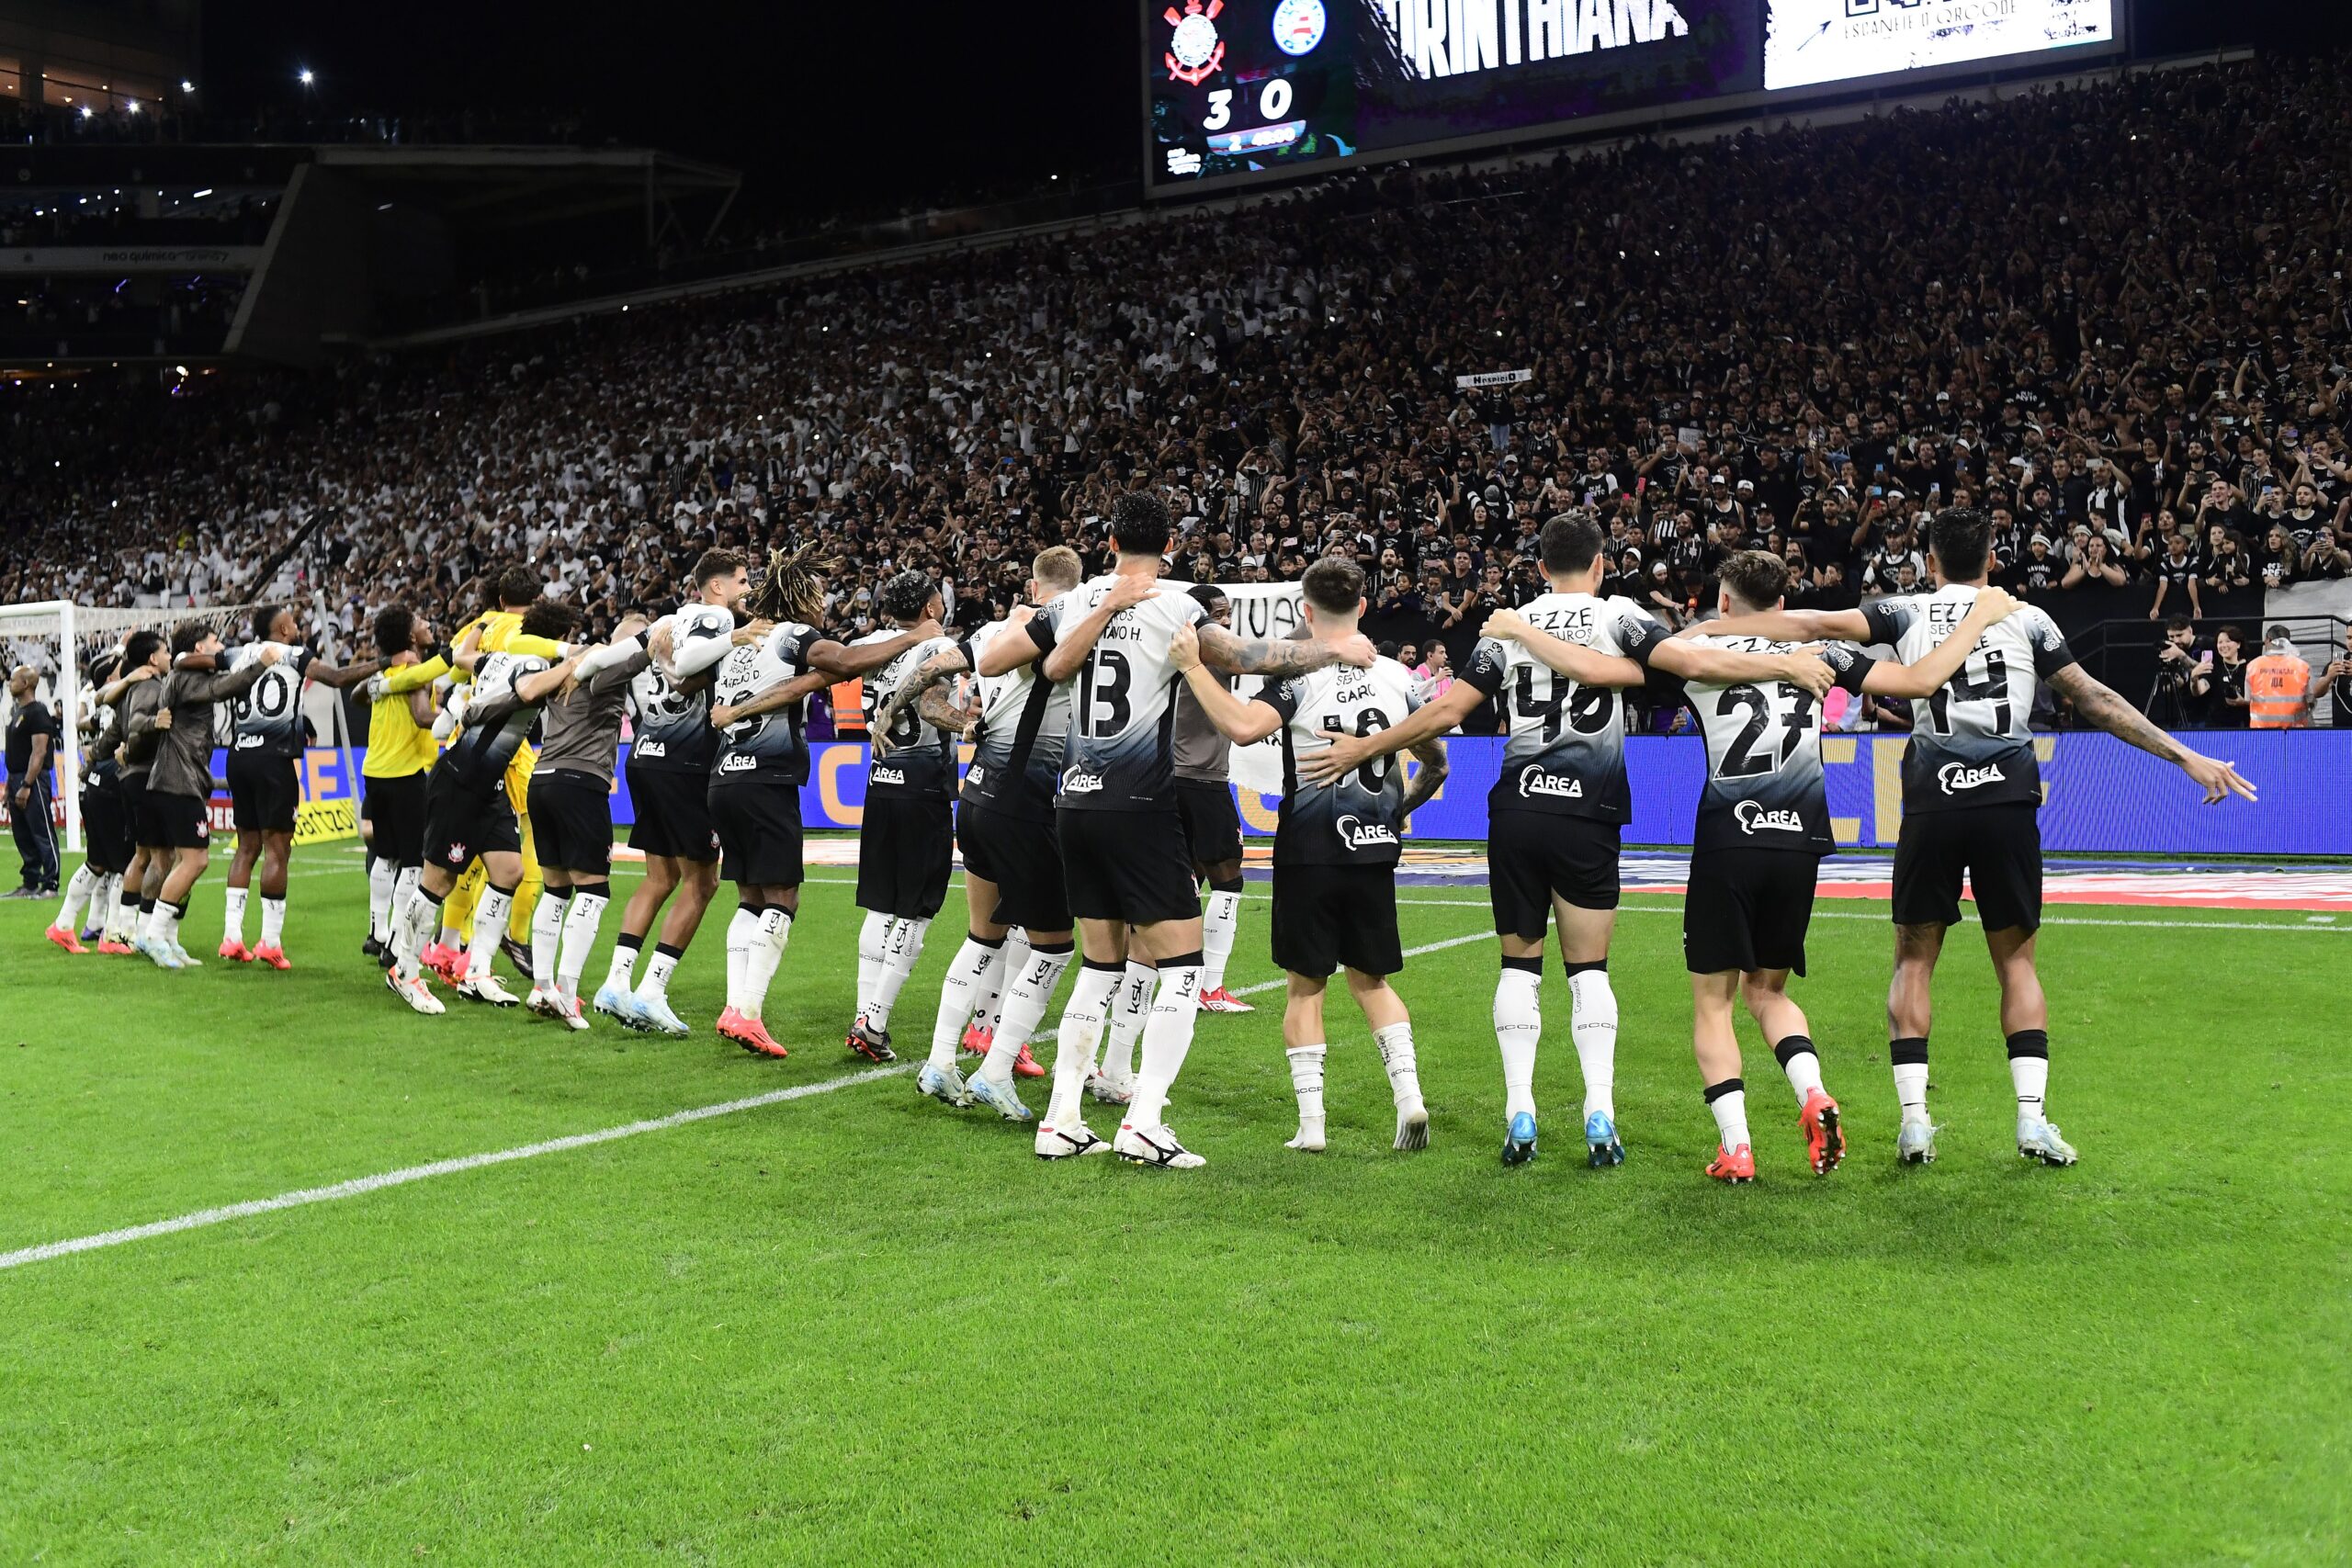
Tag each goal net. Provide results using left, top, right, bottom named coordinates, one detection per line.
left=0, top=600, right=264, bottom=855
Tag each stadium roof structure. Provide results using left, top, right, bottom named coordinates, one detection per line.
left=1, top=142, right=741, bottom=367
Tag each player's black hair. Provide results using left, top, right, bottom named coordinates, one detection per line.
left=1187, top=583, right=1228, bottom=611
left=373, top=606, right=414, bottom=658
left=1301, top=557, right=1365, bottom=615
left=495, top=564, right=543, bottom=609
left=691, top=547, right=749, bottom=590
left=518, top=601, right=580, bottom=642
left=1717, top=551, right=1789, bottom=614
left=123, top=630, right=164, bottom=671
left=1538, top=513, right=1606, bottom=577
left=249, top=604, right=283, bottom=645
left=1109, top=491, right=1173, bottom=556
left=1927, top=507, right=1992, bottom=581
left=880, top=570, right=935, bottom=623
left=169, top=621, right=208, bottom=656
left=746, top=542, right=841, bottom=625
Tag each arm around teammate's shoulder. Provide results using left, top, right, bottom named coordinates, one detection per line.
left=1688, top=606, right=1874, bottom=645
left=1296, top=680, right=1481, bottom=786
left=1861, top=587, right=2019, bottom=700
left=1170, top=624, right=1283, bottom=744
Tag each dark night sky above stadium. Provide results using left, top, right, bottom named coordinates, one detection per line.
left=198, top=0, right=2350, bottom=209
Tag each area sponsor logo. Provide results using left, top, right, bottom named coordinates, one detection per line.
left=869, top=765, right=906, bottom=787
left=1061, top=769, right=1106, bottom=795
left=1518, top=765, right=1583, bottom=800
left=1735, top=799, right=1805, bottom=835
left=636, top=739, right=667, bottom=759
left=1336, top=812, right=1398, bottom=850
left=1938, top=761, right=2007, bottom=794
left=717, top=753, right=757, bottom=774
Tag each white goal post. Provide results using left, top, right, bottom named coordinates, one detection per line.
left=0, top=600, right=262, bottom=856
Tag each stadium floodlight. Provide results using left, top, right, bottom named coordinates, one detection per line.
left=126, top=100, right=140, bottom=115
left=181, top=80, right=195, bottom=93
left=298, top=68, right=315, bottom=86
left=192, top=187, right=213, bottom=198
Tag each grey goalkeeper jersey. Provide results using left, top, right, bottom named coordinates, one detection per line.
left=534, top=649, right=648, bottom=784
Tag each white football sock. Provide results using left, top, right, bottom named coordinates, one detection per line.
left=988, top=940, right=1072, bottom=1086
left=390, top=888, right=440, bottom=980
left=437, top=922, right=464, bottom=952
left=56, top=863, right=97, bottom=931
left=868, top=915, right=929, bottom=1031
left=1285, top=1044, right=1328, bottom=1145
left=1374, top=1021, right=1421, bottom=1109
left=530, top=891, right=567, bottom=988
left=159, top=898, right=187, bottom=947
left=1775, top=1036, right=1826, bottom=1106
left=854, top=910, right=893, bottom=1021
left=367, top=856, right=396, bottom=942
left=392, top=868, right=420, bottom=936
left=1046, top=959, right=1123, bottom=1129
left=724, top=906, right=758, bottom=1012
left=1494, top=964, right=1543, bottom=1121
left=1892, top=1039, right=1931, bottom=1123
left=741, top=905, right=792, bottom=1020
left=1126, top=959, right=1204, bottom=1131
left=222, top=885, right=248, bottom=947
left=1202, top=886, right=1242, bottom=993
left=986, top=930, right=1030, bottom=1032
left=1103, top=958, right=1156, bottom=1081
left=1706, top=1080, right=1751, bottom=1150
left=2009, top=1035, right=2050, bottom=1133
left=466, top=885, right=514, bottom=981
left=605, top=933, right=641, bottom=991
left=1566, top=965, right=1618, bottom=1122
left=641, top=945, right=680, bottom=1001
left=108, top=881, right=140, bottom=941
left=259, top=896, right=287, bottom=950
left=930, top=936, right=1005, bottom=1069
left=557, top=887, right=608, bottom=1001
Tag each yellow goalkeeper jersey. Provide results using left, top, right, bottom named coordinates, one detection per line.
left=365, top=655, right=448, bottom=778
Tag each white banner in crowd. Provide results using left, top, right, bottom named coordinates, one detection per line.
left=1214, top=581, right=1306, bottom=795
left=2263, top=578, right=2352, bottom=723
left=1453, top=367, right=1532, bottom=389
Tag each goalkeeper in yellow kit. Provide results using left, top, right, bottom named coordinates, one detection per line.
left=420, top=567, right=564, bottom=981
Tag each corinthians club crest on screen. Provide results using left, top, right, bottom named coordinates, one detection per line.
left=1163, top=0, right=1227, bottom=85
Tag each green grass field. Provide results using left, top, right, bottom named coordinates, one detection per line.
left=3, top=841, right=2346, bottom=1564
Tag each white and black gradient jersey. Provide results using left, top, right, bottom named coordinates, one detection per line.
left=1678, top=637, right=1876, bottom=854
left=1023, top=579, right=1209, bottom=813
left=441, top=650, right=552, bottom=792
left=1261, top=656, right=1425, bottom=868
left=1861, top=587, right=2075, bottom=813
left=854, top=630, right=958, bottom=801
left=628, top=603, right=735, bottom=773
left=1459, top=592, right=1669, bottom=824
left=710, top=622, right=819, bottom=784
left=958, top=615, right=1070, bottom=825
left=227, top=640, right=317, bottom=756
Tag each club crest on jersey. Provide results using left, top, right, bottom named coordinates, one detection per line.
left=718, top=753, right=757, bottom=774
left=1335, top=813, right=1398, bottom=851
left=1518, top=766, right=1583, bottom=800
left=870, top=765, right=906, bottom=786
left=1735, top=800, right=1805, bottom=835
left=1938, top=761, right=2007, bottom=794
left=1061, top=769, right=1105, bottom=795
left=447, top=842, right=467, bottom=863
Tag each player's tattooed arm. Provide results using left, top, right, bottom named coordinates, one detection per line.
left=873, top=648, right=972, bottom=751
left=710, top=669, right=831, bottom=730
left=916, top=683, right=975, bottom=739
left=1400, top=737, right=1450, bottom=817
left=1298, top=681, right=1483, bottom=785
left=1169, top=624, right=1284, bottom=743
left=1863, top=588, right=2019, bottom=699
left=1194, top=621, right=1376, bottom=677
left=2045, top=663, right=2258, bottom=804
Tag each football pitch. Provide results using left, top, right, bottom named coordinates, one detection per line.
left=3, top=842, right=2345, bottom=1564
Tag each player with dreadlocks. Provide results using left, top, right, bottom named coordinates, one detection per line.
left=695, top=544, right=944, bottom=1057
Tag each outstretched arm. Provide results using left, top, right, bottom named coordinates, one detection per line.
left=1297, top=682, right=1484, bottom=786
left=1688, top=606, right=1874, bottom=644
left=307, top=654, right=387, bottom=690
left=1861, top=588, right=2019, bottom=699
left=2044, top=663, right=2257, bottom=803
left=1195, top=620, right=1375, bottom=679
left=1645, top=637, right=1835, bottom=697
left=808, top=622, right=942, bottom=681
left=1170, top=625, right=1284, bottom=744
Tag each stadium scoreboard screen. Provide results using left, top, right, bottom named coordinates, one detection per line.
left=1146, top=0, right=2120, bottom=191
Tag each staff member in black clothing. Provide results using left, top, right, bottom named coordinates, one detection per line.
left=6, top=665, right=62, bottom=898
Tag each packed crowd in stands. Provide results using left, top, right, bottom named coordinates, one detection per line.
left=6, top=56, right=2352, bottom=728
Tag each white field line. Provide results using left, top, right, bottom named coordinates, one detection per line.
left=0, top=928, right=1496, bottom=1274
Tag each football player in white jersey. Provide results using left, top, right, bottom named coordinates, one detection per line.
left=1489, top=552, right=2022, bottom=1181
left=870, top=546, right=1087, bottom=1117
left=220, top=605, right=382, bottom=968
left=1695, top=508, right=2255, bottom=1168
left=976, top=491, right=1375, bottom=1168
left=1170, top=557, right=1450, bottom=1153
left=1305, top=513, right=1834, bottom=1169
left=696, top=546, right=939, bottom=1059
left=842, top=572, right=961, bottom=1064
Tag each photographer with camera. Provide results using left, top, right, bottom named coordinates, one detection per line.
left=2146, top=615, right=2213, bottom=728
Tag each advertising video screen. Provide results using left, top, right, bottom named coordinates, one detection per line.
left=1148, top=0, right=1762, bottom=188
left=1764, top=0, right=2117, bottom=92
